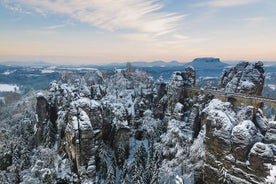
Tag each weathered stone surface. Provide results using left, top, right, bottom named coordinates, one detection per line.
left=237, top=106, right=254, bottom=122
left=248, top=142, right=274, bottom=177
left=32, top=62, right=274, bottom=183
left=189, top=104, right=201, bottom=139
left=264, top=121, right=276, bottom=144
left=202, top=98, right=273, bottom=184
left=220, top=61, right=265, bottom=95
left=182, top=66, right=196, bottom=87
left=202, top=99, right=235, bottom=158
left=64, top=108, right=94, bottom=176
left=231, top=120, right=260, bottom=161
left=254, top=108, right=268, bottom=135
left=36, top=95, right=49, bottom=143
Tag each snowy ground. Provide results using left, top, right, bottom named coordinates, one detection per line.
left=0, top=84, right=20, bottom=92
left=268, top=84, right=276, bottom=90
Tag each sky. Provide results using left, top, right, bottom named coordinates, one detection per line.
left=0, top=0, right=276, bottom=64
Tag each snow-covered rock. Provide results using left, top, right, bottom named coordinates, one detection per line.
left=202, top=98, right=273, bottom=183
left=220, top=61, right=265, bottom=95
left=255, top=108, right=268, bottom=135
left=264, top=121, right=276, bottom=144
left=231, top=120, right=262, bottom=161
left=17, top=61, right=273, bottom=184
left=248, top=142, right=274, bottom=178
left=202, top=99, right=235, bottom=158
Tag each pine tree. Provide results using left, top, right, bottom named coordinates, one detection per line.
left=97, top=143, right=109, bottom=179
left=150, top=150, right=162, bottom=184
left=116, top=142, right=126, bottom=169
left=119, top=161, right=129, bottom=184
left=143, top=154, right=153, bottom=184
left=134, top=143, right=147, bottom=169
left=130, top=143, right=149, bottom=183
left=132, top=163, right=143, bottom=184
left=106, top=161, right=116, bottom=184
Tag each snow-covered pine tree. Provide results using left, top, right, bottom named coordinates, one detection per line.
left=134, top=143, right=147, bottom=169
left=132, top=162, right=143, bottom=184
left=106, top=161, right=115, bottom=184
left=115, top=142, right=126, bottom=169
left=119, top=160, right=129, bottom=184
left=96, top=142, right=109, bottom=180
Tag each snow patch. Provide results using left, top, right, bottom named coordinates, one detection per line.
left=2, top=70, right=16, bottom=75
left=36, top=92, right=46, bottom=98
left=266, top=164, right=276, bottom=184
left=0, top=83, right=20, bottom=92
left=268, top=84, right=276, bottom=90
left=41, top=69, right=55, bottom=73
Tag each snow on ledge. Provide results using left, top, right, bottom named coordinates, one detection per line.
left=36, top=92, right=46, bottom=98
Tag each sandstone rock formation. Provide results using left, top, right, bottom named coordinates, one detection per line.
left=264, top=121, right=276, bottom=144
left=29, top=62, right=275, bottom=183
left=185, top=61, right=276, bottom=183
left=201, top=99, right=275, bottom=184
left=220, top=61, right=265, bottom=95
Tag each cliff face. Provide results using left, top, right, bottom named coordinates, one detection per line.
left=31, top=62, right=276, bottom=183
left=33, top=69, right=157, bottom=183
left=200, top=61, right=275, bottom=184
left=220, top=61, right=265, bottom=95
left=201, top=99, right=275, bottom=184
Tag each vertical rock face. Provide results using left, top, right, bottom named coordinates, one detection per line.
left=65, top=108, right=94, bottom=176
left=220, top=61, right=265, bottom=95
left=231, top=120, right=260, bottom=161
left=153, top=81, right=167, bottom=119
left=34, top=68, right=156, bottom=183
left=166, top=67, right=195, bottom=116
left=202, top=99, right=235, bottom=168
left=248, top=142, right=274, bottom=177
left=36, top=93, right=49, bottom=145
left=189, top=104, right=202, bottom=139
left=182, top=66, right=196, bottom=87
left=201, top=99, right=275, bottom=184
left=265, top=121, right=276, bottom=144
left=196, top=61, right=276, bottom=184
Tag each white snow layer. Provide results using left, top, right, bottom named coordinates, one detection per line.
left=266, top=164, right=276, bottom=184
left=0, top=84, right=20, bottom=92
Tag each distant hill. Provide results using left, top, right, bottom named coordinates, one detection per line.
left=184, top=57, right=228, bottom=70
left=125, top=60, right=184, bottom=67
left=0, top=61, right=51, bottom=67
left=94, top=58, right=229, bottom=79
left=0, top=58, right=230, bottom=80
left=182, top=57, right=228, bottom=78
left=125, top=58, right=228, bottom=70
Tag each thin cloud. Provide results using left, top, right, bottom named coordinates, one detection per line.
left=44, top=20, right=75, bottom=30
left=194, top=0, right=259, bottom=7
left=5, top=0, right=184, bottom=36
left=44, top=24, right=68, bottom=30
left=2, top=0, right=31, bottom=14
left=242, top=17, right=267, bottom=23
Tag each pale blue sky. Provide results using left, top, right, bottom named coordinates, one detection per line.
left=1, top=0, right=276, bottom=64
